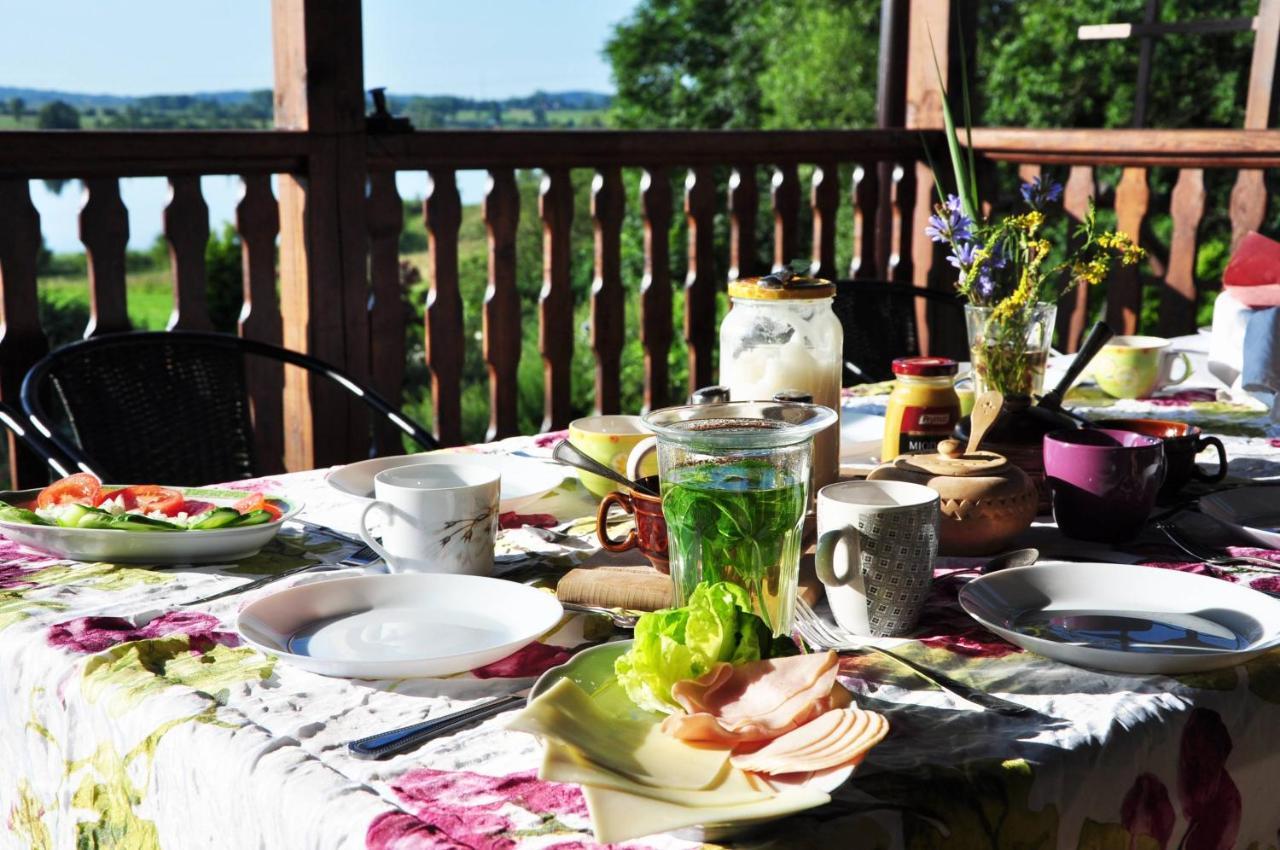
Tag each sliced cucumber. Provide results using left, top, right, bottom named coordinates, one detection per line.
left=227, top=509, right=273, bottom=527
left=191, top=507, right=241, bottom=530
left=110, top=514, right=182, bottom=532
left=55, top=503, right=110, bottom=528
left=0, top=502, right=51, bottom=526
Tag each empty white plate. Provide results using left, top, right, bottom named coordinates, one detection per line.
left=326, top=452, right=567, bottom=513
left=959, top=562, right=1280, bottom=674
left=236, top=573, right=565, bottom=678
left=1200, top=487, right=1280, bottom=549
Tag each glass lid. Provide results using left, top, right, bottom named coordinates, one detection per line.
left=641, top=401, right=836, bottom=450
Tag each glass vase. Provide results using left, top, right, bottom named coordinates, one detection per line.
left=965, top=303, right=1057, bottom=399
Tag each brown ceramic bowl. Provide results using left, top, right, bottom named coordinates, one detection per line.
left=596, top=475, right=669, bottom=573
left=1094, top=419, right=1227, bottom=497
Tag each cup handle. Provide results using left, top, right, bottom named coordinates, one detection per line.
left=596, top=491, right=638, bottom=552
left=1166, top=351, right=1193, bottom=387
left=815, top=525, right=863, bottom=586
left=1191, top=435, right=1229, bottom=483
left=626, top=436, right=657, bottom=483
left=359, top=501, right=398, bottom=570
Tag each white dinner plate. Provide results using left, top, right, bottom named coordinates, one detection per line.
left=1199, top=487, right=1280, bottom=549
left=959, top=562, right=1280, bottom=674
left=529, top=639, right=854, bottom=842
left=0, top=486, right=301, bottom=564
left=325, top=452, right=566, bottom=513
left=236, top=573, right=564, bottom=678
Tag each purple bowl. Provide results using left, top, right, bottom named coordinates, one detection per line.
left=1043, top=429, right=1166, bottom=543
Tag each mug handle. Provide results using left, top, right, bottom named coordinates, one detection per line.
left=1191, top=435, right=1229, bottom=483
left=1165, top=351, right=1193, bottom=387
left=626, top=436, right=657, bottom=483
left=815, top=525, right=863, bottom=586
left=596, top=491, right=638, bottom=553
left=359, top=501, right=398, bottom=570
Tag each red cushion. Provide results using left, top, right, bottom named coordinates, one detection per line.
left=1223, top=231, right=1280, bottom=286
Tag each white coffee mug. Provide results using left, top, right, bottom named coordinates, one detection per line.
left=815, top=480, right=940, bottom=637
left=359, top=463, right=500, bottom=575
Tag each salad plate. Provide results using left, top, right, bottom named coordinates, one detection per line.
left=326, top=452, right=566, bottom=513
left=0, top=484, right=301, bottom=564
left=1199, top=487, right=1280, bottom=549
left=236, top=573, right=564, bottom=678
left=959, top=561, right=1280, bottom=674
left=529, top=638, right=854, bottom=842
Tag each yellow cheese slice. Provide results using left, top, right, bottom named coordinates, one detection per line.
left=506, top=678, right=730, bottom=790
left=582, top=782, right=831, bottom=844
left=541, top=741, right=774, bottom=807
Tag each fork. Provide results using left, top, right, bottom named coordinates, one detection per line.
left=793, top=599, right=1043, bottom=718
left=1155, top=521, right=1280, bottom=572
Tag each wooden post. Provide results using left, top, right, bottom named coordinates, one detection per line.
left=1231, top=0, right=1280, bottom=249
left=271, top=0, right=371, bottom=470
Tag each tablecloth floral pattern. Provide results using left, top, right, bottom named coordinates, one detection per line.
left=4, top=386, right=1280, bottom=849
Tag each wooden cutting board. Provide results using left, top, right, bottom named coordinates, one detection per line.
left=556, top=556, right=824, bottom=612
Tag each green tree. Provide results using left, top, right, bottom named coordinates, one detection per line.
left=204, top=224, right=244, bottom=333
left=8, top=97, right=23, bottom=123
left=36, top=100, right=81, bottom=130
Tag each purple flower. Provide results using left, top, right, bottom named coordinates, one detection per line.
left=975, top=269, right=997, bottom=300
left=47, top=611, right=239, bottom=655
left=925, top=205, right=973, bottom=245
left=946, top=241, right=978, bottom=270
left=1020, top=176, right=1064, bottom=210
left=943, top=194, right=964, bottom=213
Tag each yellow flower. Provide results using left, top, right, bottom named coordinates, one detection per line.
left=992, top=267, right=1036, bottom=322
left=1006, top=211, right=1045, bottom=235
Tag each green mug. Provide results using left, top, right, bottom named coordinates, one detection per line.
left=1091, top=335, right=1192, bottom=399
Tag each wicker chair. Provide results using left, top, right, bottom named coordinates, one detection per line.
left=832, top=280, right=969, bottom=384
left=0, top=399, right=75, bottom=481
left=21, top=331, right=437, bottom=486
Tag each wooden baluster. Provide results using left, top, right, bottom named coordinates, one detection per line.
left=1229, top=170, right=1267, bottom=253
left=1058, top=165, right=1096, bottom=352
left=424, top=169, right=463, bottom=446
left=484, top=169, right=521, bottom=440
left=0, top=180, right=50, bottom=488
left=164, top=175, right=212, bottom=331
left=539, top=168, right=574, bottom=432
left=890, top=163, right=917, bottom=285
left=1111, top=168, right=1149, bottom=335
left=80, top=177, right=130, bottom=337
left=236, top=174, right=284, bottom=474
left=685, top=166, right=717, bottom=392
left=1161, top=168, right=1205, bottom=338
left=851, top=164, right=880, bottom=279
left=771, top=164, right=800, bottom=272
left=591, top=167, right=625, bottom=415
left=640, top=167, right=673, bottom=412
left=904, top=162, right=931, bottom=351
left=810, top=161, right=839, bottom=280
left=728, top=166, right=758, bottom=281
left=366, top=171, right=406, bottom=455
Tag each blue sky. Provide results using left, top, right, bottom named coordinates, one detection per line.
left=5, top=0, right=637, bottom=97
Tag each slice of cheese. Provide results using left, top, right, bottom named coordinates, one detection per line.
left=582, top=783, right=831, bottom=844
left=507, top=677, right=730, bottom=790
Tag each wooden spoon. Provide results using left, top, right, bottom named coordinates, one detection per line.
left=965, top=390, right=1004, bottom=456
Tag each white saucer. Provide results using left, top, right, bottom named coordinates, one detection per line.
left=326, top=452, right=566, bottom=513
left=236, top=573, right=564, bottom=678
left=1200, top=487, right=1280, bottom=549
left=959, top=561, right=1280, bottom=674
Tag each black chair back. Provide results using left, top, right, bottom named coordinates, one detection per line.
left=832, top=280, right=968, bottom=384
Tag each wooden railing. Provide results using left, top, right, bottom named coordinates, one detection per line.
left=2, top=126, right=1278, bottom=487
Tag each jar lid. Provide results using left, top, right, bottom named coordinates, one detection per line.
left=892, top=357, right=958, bottom=377
left=728, top=268, right=835, bottom=300
left=891, top=442, right=1010, bottom=477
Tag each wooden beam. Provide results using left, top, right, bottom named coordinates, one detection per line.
left=272, top=0, right=371, bottom=470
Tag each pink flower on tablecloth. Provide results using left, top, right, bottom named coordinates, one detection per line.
left=208, top=477, right=288, bottom=494
left=532, top=430, right=569, bottom=449
left=0, top=563, right=39, bottom=590
left=1148, top=390, right=1217, bottom=406
left=1270, top=438, right=1280, bottom=448
left=911, top=570, right=1021, bottom=658
left=1121, top=773, right=1175, bottom=850
left=498, top=512, right=559, bottom=530
left=471, top=642, right=577, bottom=679
left=47, top=611, right=239, bottom=654
left=1225, top=547, right=1280, bottom=564
left=1250, top=575, right=1280, bottom=593
left=366, top=767, right=594, bottom=850
left=1177, top=708, right=1241, bottom=850
left=1140, top=561, right=1238, bottom=582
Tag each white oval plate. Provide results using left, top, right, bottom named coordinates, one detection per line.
left=237, top=573, right=564, bottom=678
left=959, top=562, right=1280, bottom=674
left=529, top=640, right=854, bottom=842
left=1200, top=487, right=1280, bottom=549
left=326, top=452, right=566, bottom=513
left=0, top=486, right=301, bottom=564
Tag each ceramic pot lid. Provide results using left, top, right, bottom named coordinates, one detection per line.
left=889, top=438, right=1010, bottom=477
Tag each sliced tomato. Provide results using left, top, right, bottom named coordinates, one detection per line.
left=233, top=493, right=283, bottom=521
left=36, top=473, right=103, bottom=509
left=110, top=485, right=185, bottom=516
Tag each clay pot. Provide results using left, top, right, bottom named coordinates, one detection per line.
left=868, top=440, right=1037, bottom=556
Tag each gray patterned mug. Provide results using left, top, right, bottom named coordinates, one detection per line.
left=815, top=480, right=940, bottom=637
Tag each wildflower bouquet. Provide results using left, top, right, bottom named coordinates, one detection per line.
left=925, top=58, right=1144, bottom=397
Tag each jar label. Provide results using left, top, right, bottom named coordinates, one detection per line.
left=898, top=405, right=959, bottom=455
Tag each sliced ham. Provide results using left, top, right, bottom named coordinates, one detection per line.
left=730, top=707, right=890, bottom=776
left=661, top=651, right=844, bottom=744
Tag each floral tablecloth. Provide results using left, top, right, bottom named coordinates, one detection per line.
left=4, top=359, right=1280, bottom=850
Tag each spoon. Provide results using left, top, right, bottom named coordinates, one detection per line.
left=979, top=547, right=1040, bottom=574
left=552, top=440, right=660, bottom=497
